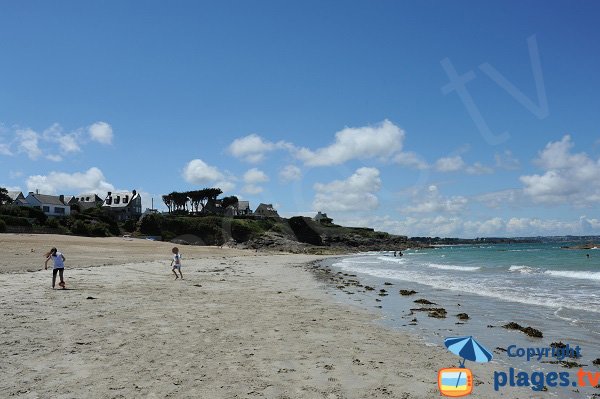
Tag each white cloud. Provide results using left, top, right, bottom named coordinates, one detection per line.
left=475, top=189, right=522, bottom=209
left=182, top=159, right=225, bottom=184
left=43, top=123, right=81, bottom=153
left=26, top=167, right=115, bottom=196
left=495, top=150, right=520, bottom=170
left=393, top=151, right=429, bottom=170
left=402, top=185, right=468, bottom=214
left=182, top=159, right=237, bottom=193
left=434, top=155, right=465, bottom=172
left=242, top=184, right=264, bottom=195
left=434, top=155, right=493, bottom=175
left=520, top=135, right=600, bottom=205
left=465, top=162, right=493, bottom=175
left=242, top=168, right=269, bottom=194
left=46, top=154, right=63, bottom=162
left=228, top=134, right=292, bottom=163
left=296, top=120, right=404, bottom=166
left=279, top=165, right=302, bottom=182
left=243, top=168, right=269, bottom=184
left=88, top=122, right=113, bottom=145
left=16, top=129, right=43, bottom=160
left=313, top=167, right=381, bottom=212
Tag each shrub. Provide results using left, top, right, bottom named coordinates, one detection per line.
left=0, top=215, right=32, bottom=227
left=0, top=219, right=6, bottom=233
left=139, top=214, right=163, bottom=235
left=122, top=219, right=137, bottom=233
left=45, top=218, right=60, bottom=228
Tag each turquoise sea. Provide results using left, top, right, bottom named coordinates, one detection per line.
left=326, top=243, right=600, bottom=398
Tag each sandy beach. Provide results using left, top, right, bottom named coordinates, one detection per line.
left=0, top=234, right=535, bottom=398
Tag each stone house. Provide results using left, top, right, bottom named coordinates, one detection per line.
left=102, top=190, right=142, bottom=221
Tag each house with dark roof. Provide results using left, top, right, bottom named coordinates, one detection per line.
left=236, top=201, right=252, bottom=216
left=254, top=203, right=280, bottom=218
left=7, top=191, right=28, bottom=206
left=69, top=193, right=103, bottom=211
left=102, top=190, right=142, bottom=221
left=24, top=192, right=70, bottom=217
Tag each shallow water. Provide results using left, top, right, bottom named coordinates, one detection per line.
left=323, top=244, right=600, bottom=398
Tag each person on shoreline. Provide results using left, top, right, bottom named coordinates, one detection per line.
left=44, top=247, right=66, bottom=289
left=170, top=247, right=183, bottom=280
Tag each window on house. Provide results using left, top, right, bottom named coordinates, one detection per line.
left=86, top=197, right=90, bottom=201
left=123, top=195, right=129, bottom=204
left=114, top=196, right=120, bottom=205
left=55, top=207, right=65, bottom=214
left=106, top=198, right=112, bottom=205
left=43, top=206, right=50, bottom=212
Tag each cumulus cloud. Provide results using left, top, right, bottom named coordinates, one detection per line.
left=296, top=120, right=404, bottom=167
left=88, top=122, right=113, bottom=145
left=520, top=135, right=600, bottom=205
left=243, top=168, right=269, bottom=184
left=42, top=123, right=81, bottom=154
left=183, top=159, right=225, bottom=184
left=434, top=155, right=465, bottom=172
left=1, top=121, right=113, bottom=160
left=313, top=167, right=381, bottom=212
left=182, top=159, right=236, bottom=193
left=242, top=168, right=269, bottom=194
left=26, top=167, right=115, bottom=196
left=393, top=151, right=429, bottom=170
left=434, top=155, right=493, bottom=175
left=334, top=214, right=600, bottom=238
left=475, top=189, right=523, bottom=209
left=16, top=129, right=43, bottom=160
left=279, top=165, right=302, bottom=182
left=402, top=185, right=468, bottom=214
left=228, top=134, right=292, bottom=163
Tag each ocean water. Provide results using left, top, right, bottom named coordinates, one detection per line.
left=325, top=243, right=600, bottom=398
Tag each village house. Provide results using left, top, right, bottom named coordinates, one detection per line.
left=254, top=203, right=280, bottom=218
left=313, top=211, right=333, bottom=224
left=7, top=191, right=28, bottom=206
left=102, top=190, right=142, bottom=221
left=69, top=193, right=104, bottom=211
left=24, top=192, right=71, bottom=217
left=236, top=201, right=252, bottom=216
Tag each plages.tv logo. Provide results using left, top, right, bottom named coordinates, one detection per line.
left=438, top=336, right=493, bottom=397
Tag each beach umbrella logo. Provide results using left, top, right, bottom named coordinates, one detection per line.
left=438, top=336, right=493, bottom=397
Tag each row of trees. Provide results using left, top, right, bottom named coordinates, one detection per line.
left=161, top=188, right=238, bottom=215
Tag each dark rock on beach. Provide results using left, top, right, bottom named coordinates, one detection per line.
left=399, top=290, right=417, bottom=296
left=456, top=313, right=469, bottom=320
left=592, top=358, right=600, bottom=365
left=413, top=299, right=436, bottom=305
left=503, top=322, right=543, bottom=338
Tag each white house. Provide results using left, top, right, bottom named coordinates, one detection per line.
left=24, top=192, right=71, bottom=217
left=102, top=190, right=142, bottom=221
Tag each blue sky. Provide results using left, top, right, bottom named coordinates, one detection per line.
left=2, top=1, right=600, bottom=237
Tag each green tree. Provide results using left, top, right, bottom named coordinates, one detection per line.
left=162, top=194, right=173, bottom=213
left=221, top=195, right=239, bottom=209
left=0, top=187, right=12, bottom=206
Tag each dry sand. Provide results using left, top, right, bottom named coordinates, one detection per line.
left=0, top=234, right=535, bottom=398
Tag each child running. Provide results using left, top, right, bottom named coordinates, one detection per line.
left=44, top=247, right=66, bottom=289
left=170, top=247, right=183, bottom=280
